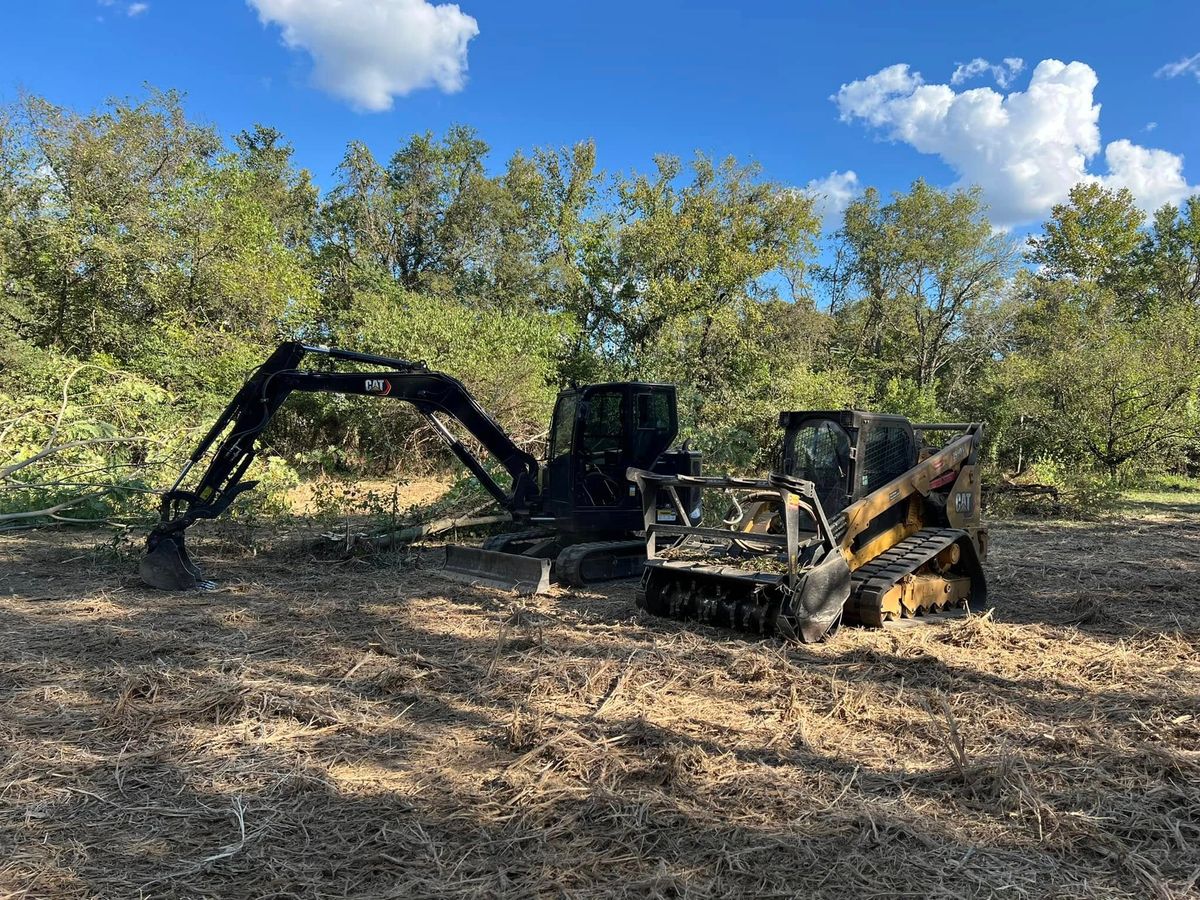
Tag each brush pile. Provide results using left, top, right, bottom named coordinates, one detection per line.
left=1, top=497, right=1198, bottom=898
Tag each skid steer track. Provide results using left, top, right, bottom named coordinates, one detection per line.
left=847, top=527, right=987, bottom=628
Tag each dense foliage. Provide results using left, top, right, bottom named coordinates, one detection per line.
left=1, top=90, right=1197, bottom=524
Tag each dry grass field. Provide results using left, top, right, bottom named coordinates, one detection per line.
left=2, top=492, right=1198, bottom=899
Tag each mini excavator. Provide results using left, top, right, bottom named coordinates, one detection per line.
left=140, top=342, right=700, bottom=593
left=628, top=411, right=988, bottom=642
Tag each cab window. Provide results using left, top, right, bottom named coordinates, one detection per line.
left=632, top=390, right=672, bottom=462
left=578, top=391, right=625, bottom=456
left=863, top=426, right=913, bottom=490
left=786, top=420, right=851, bottom=513
left=548, top=394, right=578, bottom=462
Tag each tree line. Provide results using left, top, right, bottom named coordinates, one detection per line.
left=1, top=90, right=1197, bottom=523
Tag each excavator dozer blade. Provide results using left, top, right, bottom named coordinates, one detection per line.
left=139, top=534, right=212, bottom=591
left=439, top=544, right=551, bottom=595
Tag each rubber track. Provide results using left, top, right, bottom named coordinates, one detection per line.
left=556, top=539, right=646, bottom=588
left=847, top=527, right=971, bottom=626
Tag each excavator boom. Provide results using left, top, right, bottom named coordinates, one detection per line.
left=140, top=342, right=542, bottom=591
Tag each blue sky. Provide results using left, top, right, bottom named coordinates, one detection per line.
left=1, top=0, right=1197, bottom=230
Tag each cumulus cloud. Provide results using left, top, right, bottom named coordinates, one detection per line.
left=833, top=59, right=1197, bottom=226
left=1104, top=140, right=1195, bottom=214
left=1155, top=51, right=1200, bottom=81
left=804, top=170, right=860, bottom=227
left=248, top=0, right=479, bottom=111
left=951, top=57, right=1024, bottom=88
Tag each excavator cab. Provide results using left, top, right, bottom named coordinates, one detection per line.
left=541, top=383, right=700, bottom=537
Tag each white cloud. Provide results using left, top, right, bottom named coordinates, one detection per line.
left=951, top=56, right=1024, bottom=89
left=1103, top=140, right=1195, bottom=213
left=96, top=0, right=149, bottom=16
left=804, top=170, right=859, bottom=227
left=248, top=0, right=479, bottom=112
left=1145, top=121, right=1158, bottom=132
left=1155, top=51, right=1200, bottom=81
left=833, top=59, right=1198, bottom=226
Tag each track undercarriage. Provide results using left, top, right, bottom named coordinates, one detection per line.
left=845, top=527, right=987, bottom=627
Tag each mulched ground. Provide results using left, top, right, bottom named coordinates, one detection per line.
left=1, top=495, right=1198, bottom=899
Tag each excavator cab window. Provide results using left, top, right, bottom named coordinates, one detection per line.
left=576, top=389, right=627, bottom=507
left=548, top=393, right=578, bottom=464
left=786, top=420, right=852, bottom=514
left=633, top=390, right=674, bottom=462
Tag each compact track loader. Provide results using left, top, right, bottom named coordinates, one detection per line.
left=628, top=411, right=988, bottom=642
left=140, top=342, right=700, bottom=593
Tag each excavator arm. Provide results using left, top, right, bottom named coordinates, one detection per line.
left=140, top=341, right=540, bottom=590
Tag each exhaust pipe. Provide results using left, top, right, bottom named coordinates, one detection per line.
left=139, top=531, right=213, bottom=591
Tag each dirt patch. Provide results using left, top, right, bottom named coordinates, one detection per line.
left=285, top=475, right=453, bottom=516
left=1, top=499, right=1198, bottom=898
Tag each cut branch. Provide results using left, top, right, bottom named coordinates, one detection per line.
left=0, top=437, right=154, bottom=481
left=0, top=489, right=110, bottom=523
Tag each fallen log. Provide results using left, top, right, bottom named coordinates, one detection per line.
left=350, top=511, right=512, bottom=551
left=984, top=480, right=1062, bottom=513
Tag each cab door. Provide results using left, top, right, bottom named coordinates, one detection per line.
left=574, top=387, right=628, bottom=508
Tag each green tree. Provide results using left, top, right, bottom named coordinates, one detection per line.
left=825, top=180, right=1015, bottom=402
left=576, top=154, right=824, bottom=463
left=5, top=90, right=221, bottom=357
left=1144, top=196, right=1200, bottom=312
left=1001, top=186, right=1200, bottom=477
left=1028, top=184, right=1144, bottom=288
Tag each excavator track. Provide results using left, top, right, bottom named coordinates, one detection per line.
left=846, top=527, right=987, bottom=628
left=556, top=540, right=647, bottom=588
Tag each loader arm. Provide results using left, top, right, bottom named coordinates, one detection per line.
left=140, top=341, right=540, bottom=589
left=836, top=425, right=983, bottom=568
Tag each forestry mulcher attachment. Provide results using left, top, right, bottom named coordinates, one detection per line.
left=628, top=411, right=988, bottom=642
left=140, top=341, right=700, bottom=593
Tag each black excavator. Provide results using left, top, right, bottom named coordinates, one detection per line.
left=140, top=341, right=701, bottom=593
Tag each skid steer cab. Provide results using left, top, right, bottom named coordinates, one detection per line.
left=777, top=410, right=987, bottom=556
left=139, top=341, right=701, bottom=594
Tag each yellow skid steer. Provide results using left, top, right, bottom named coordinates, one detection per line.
left=628, top=411, right=988, bottom=642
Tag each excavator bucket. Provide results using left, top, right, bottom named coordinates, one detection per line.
left=439, top=544, right=551, bottom=595
left=139, top=534, right=212, bottom=591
